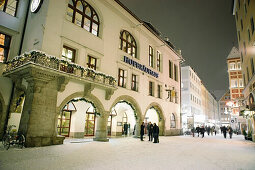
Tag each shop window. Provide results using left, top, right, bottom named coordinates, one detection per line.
left=0, top=32, right=11, bottom=63
left=87, top=55, right=97, bottom=70
left=118, top=68, right=127, bottom=88
left=61, top=46, right=76, bottom=73
left=67, top=0, right=100, bottom=36
left=149, top=46, right=154, bottom=67
left=0, top=0, right=18, bottom=17
left=149, top=81, right=154, bottom=96
left=170, top=113, right=176, bottom=128
left=131, top=74, right=138, bottom=92
left=120, top=30, right=137, bottom=58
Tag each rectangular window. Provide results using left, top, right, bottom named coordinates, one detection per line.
left=239, top=79, right=244, bottom=87
left=87, top=55, right=97, bottom=70
left=169, top=60, right=173, bottom=78
left=175, top=92, right=178, bottom=104
left=231, top=79, right=238, bottom=88
left=238, top=31, right=240, bottom=41
left=238, top=0, right=240, bottom=9
left=174, top=64, right=178, bottom=82
left=118, top=68, right=127, bottom=88
left=0, top=0, right=18, bottom=17
left=237, top=62, right=241, bottom=69
left=62, top=45, right=76, bottom=62
left=235, top=11, right=238, bottom=21
left=251, top=17, right=254, bottom=34
left=247, top=67, right=250, bottom=81
left=149, top=46, right=154, bottom=67
left=0, top=32, right=11, bottom=63
left=157, top=84, right=162, bottom=98
left=244, top=3, right=247, bottom=14
left=241, top=19, right=243, bottom=31
left=156, top=51, right=161, bottom=71
left=244, top=42, right=246, bottom=55
left=243, top=74, right=246, bottom=86
left=61, top=46, right=76, bottom=73
left=131, top=74, right=138, bottom=91
left=229, top=63, right=236, bottom=70
left=251, top=58, right=254, bottom=75
left=248, top=29, right=251, bottom=42
left=149, top=81, right=154, bottom=96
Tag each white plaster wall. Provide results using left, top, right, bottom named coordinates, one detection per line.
left=25, top=0, right=183, bottom=133
left=7, top=113, right=21, bottom=131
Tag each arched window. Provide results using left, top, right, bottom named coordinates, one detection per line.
left=67, top=0, right=100, bottom=36
left=170, top=113, right=176, bottom=128
left=120, top=30, right=137, bottom=58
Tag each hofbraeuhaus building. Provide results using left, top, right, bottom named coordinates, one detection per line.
left=0, top=0, right=183, bottom=147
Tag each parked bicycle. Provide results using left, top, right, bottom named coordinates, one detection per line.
left=2, top=125, right=25, bottom=150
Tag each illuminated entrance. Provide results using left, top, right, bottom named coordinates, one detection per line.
left=108, top=101, right=136, bottom=136
left=58, top=98, right=97, bottom=138
left=144, top=107, right=159, bottom=134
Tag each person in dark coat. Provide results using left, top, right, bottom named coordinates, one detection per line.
left=148, top=122, right=153, bottom=141
left=140, top=122, right=145, bottom=141
left=124, top=123, right=128, bottom=135
left=200, top=126, right=205, bottom=138
left=228, top=126, right=233, bottom=139
left=195, top=126, right=200, bottom=137
left=222, top=126, right=227, bottom=138
left=191, top=127, right=195, bottom=137
left=153, top=123, right=159, bottom=143
left=207, top=126, right=211, bottom=136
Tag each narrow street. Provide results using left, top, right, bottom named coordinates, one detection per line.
left=0, top=134, right=254, bottom=170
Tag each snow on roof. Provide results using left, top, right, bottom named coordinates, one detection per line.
left=227, top=46, right=240, bottom=59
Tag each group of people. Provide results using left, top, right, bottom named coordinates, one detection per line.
left=140, top=122, right=159, bottom=143
left=220, top=126, right=233, bottom=139
left=191, top=125, right=233, bottom=139
left=192, top=125, right=217, bottom=138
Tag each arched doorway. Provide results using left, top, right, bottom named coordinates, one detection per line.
left=145, top=104, right=165, bottom=136
left=58, top=98, right=98, bottom=138
left=108, top=101, right=137, bottom=137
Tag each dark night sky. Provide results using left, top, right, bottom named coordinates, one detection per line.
left=118, top=0, right=238, bottom=99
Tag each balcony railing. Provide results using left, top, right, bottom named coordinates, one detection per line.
left=4, top=51, right=117, bottom=87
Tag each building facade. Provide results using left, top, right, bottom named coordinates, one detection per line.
left=233, top=0, right=255, bottom=141
left=226, top=47, right=246, bottom=131
left=181, top=66, right=219, bottom=131
left=0, top=0, right=182, bottom=147
left=218, top=91, right=232, bottom=126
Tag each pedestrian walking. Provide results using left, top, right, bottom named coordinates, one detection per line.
left=140, top=122, right=145, bottom=141
left=196, top=126, right=200, bottom=137
left=191, top=127, right=195, bottom=137
left=211, top=126, right=214, bottom=136
left=148, top=122, right=153, bottom=141
left=153, top=123, right=159, bottom=143
left=228, top=126, right=233, bottom=139
left=207, top=126, right=211, bottom=136
left=222, top=126, right=227, bottom=139
left=200, top=126, right=205, bottom=138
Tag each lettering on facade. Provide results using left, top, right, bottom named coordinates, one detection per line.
left=123, top=56, right=159, bottom=78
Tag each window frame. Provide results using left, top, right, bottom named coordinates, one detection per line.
left=0, top=32, right=11, bottom=63
left=87, top=55, right=97, bottom=70
left=149, top=81, right=154, bottom=96
left=67, top=0, right=100, bottom=36
left=169, top=60, right=173, bottom=79
left=174, top=64, right=178, bottom=82
left=118, top=68, right=127, bottom=88
left=149, top=46, right=154, bottom=67
left=120, top=30, right=137, bottom=58
left=170, top=113, right=176, bottom=128
left=131, top=74, right=138, bottom=92
left=156, top=51, right=161, bottom=71
left=0, top=0, right=19, bottom=17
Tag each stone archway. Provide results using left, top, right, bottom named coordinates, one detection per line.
left=110, top=95, right=143, bottom=137
left=145, top=103, right=165, bottom=136
left=57, top=92, right=108, bottom=141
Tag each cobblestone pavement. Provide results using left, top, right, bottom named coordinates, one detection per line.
left=0, top=134, right=255, bottom=170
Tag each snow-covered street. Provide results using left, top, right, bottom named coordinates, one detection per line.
left=0, top=134, right=255, bottom=170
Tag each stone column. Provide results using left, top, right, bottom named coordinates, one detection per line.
left=134, top=118, right=141, bottom=138
left=93, top=112, right=109, bottom=142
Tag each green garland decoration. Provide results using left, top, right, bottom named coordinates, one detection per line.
left=117, top=100, right=138, bottom=120
left=68, top=98, right=101, bottom=116
left=149, top=106, right=162, bottom=121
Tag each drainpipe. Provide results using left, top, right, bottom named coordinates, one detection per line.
left=18, top=0, right=31, bottom=55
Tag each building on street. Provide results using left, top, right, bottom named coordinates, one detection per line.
left=0, top=0, right=183, bottom=147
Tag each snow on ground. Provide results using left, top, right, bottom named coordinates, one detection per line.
left=0, top=134, right=255, bottom=170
